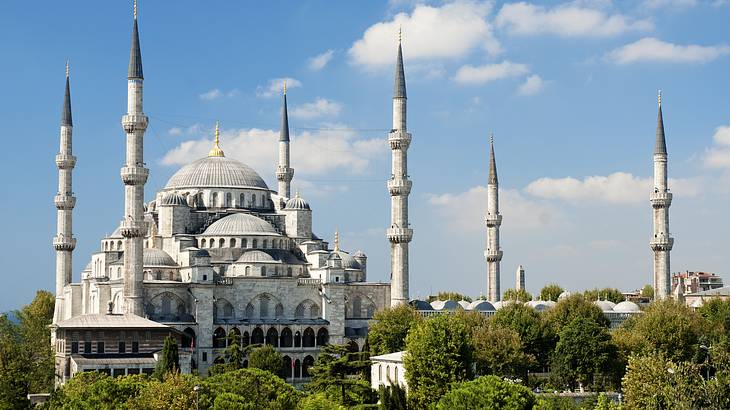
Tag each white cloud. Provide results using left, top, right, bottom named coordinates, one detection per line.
left=159, top=124, right=387, bottom=177
left=640, top=0, right=698, bottom=9
left=703, top=126, right=730, bottom=169
left=712, top=125, right=730, bottom=146
left=290, top=98, right=343, bottom=120
left=453, top=61, right=529, bottom=85
left=308, top=49, right=334, bottom=71
left=496, top=2, right=652, bottom=37
left=256, top=77, right=302, bottom=98
left=427, top=186, right=561, bottom=232
left=199, top=89, right=221, bottom=101
left=349, top=1, right=500, bottom=67
left=518, top=74, right=545, bottom=95
left=606, top=37, right=730, bottom=64
left=524, top=172, right=701, bottom=204
left=168, top=123, right=203, bottom=137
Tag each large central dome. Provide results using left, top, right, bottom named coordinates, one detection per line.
left=164, top=156, right=269, bottom=191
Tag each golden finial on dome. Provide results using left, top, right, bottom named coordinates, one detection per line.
left=283, top=79, right=287, bottom=95
left=134, top=0, right=137, bottom=20
left=208, top=121, right=225, bottom=157
left=398, top=25, right=402, bottom=43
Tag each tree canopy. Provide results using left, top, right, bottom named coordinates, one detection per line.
left=492, top=303, right=555, bottom=369
left=551, top=317, right=616, bottom=390
left=367, top=305, right=421, bottom=356
left=582, top=288, right=625, bottom=304
left=472, top=321, right=535, bottom=380
left=503, top=288, right=533, bottom=302
left=427, top=292, right=472, bottom=302
left=306, top=344, right=375, bottom=406
left=434, top=376, right=536, bottom=410
left=544, top=293, right=610, bottom=333
left=539, top=284, right=564, bottom=302
left=248, top=344, right=283, bottom=377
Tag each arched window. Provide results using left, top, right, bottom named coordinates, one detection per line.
left=219, top=238, right=225, bottom=248
left=245, top=266, right=251, bottom=276
left=239, top=193, right=245, bottom=208
left=259, top=295, right=270, bottom=318
left=275, top=304, right=284, bottom=318
left=294, top=359, right=301, bottom=378
left=310, top=304, right=320, bottom=319
left=230, top=238, right=236, bottom=247
left=282, top=356, right=292, bottom=379
left=242, top=238, right=248, bottom=248
left=316, top=328, right=329, bottom=346
left=161, top=295, right=171, bottom=316
left=287, top=267, right=292, bottom=277
left=262, top=240, right=268, bottom=249
left=212, top=327, right=226, bottom=349
left=117, top=241, right=122, bottom=250
left=295, top=304, right=305, bottom=319
left=303, top=356, right=314, bottom=378
left=352, top=296, right=362, bottom=318
left=294, top=331, right=301, bottom=348
left=274, top=266, right=279, bottom=276
left=242, top=331, right=250, bottom=347
left=280, top=328, right=293, bottom=347
left=303, top=328, right=315, bottom=347
left=366, top=304, right=376, bottom=318
left=387, top=365, right=390, bottom=380
left=251, top=327, right=264, bottom=344
left=266, top=328, right=279, bottom=347
left=211, top=192, right=218, bottom=207
left=251, top=194, right=256, bottom=207
left=395, top=367, right=399, bottom=383
left=253, top=239, right=258, bottom=248
left=225, top=192, right=232, bottom=207
left=261, top=266, right=266, bottom=277
left=201, top=238, right=206, bottom=248
left=347, top=340, right=359, bottom=353
left=245, top=303, right=254, bottom=319
left=182, top=328, right=196, bottom=350
left=379, top=365, right=382, bottom=381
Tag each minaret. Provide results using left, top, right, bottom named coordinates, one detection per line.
left=120, top=1, right=149, bottom=316
left=276, top=81, right=294, bottom=198
left=515, top=265, right=525, bottom=292
left=53, top=61, right=77, bottom=323
left=485, top=135, right=503, bottom=302
left=650, top=91, right=673, bottom=299
left=387, top=29, right=413, bottom=306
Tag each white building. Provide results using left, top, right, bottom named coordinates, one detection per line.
left=371, top=351, right=407, bottom=391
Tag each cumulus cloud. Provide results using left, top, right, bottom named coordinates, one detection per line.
left=606, top=38, right=730, bottom=64
left=524, top=172, right=701, bottom=204
left=290, top=98, right=342, bottom=120
left=349, top=1, right=500, bottom=67
left=159, top=124, right=387, bottom=177
left=640, top=0, right=698, bottom=9
left=495, top=2, right=652, bottom=37
left=308, top=49, right=334, bottom=71
left=518, top=74, right=546, bottom=95
left=427, top=186, right=561, bottom=232
left=703, top=126, right=730, bottom=169
left=168, top=123, right=203, bottom=137
left=256, top=77, right=302, bottom=98
left=453, top=61, right=529, bottom=85
left=199, top=89, right=239, bottom=101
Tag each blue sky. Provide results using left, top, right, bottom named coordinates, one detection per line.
left=2, top=0, right=730, bottom=310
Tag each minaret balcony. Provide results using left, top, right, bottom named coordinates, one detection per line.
left=485, top=249, right=503, bottom=262
left=53, top=235, right=76, bottom=251
left=120, top=166, right=149, bottom=185
left=387, top=227, right=413, bottom=244
left=387, top=179, right=412, bottom=196
left=121, top=114, right=149, bottom=133
left=650, top=236, right=674, bottom=251
left=485, top=214, right=502, bottom=227
left=120, top=220, right=147, bottom=238
left=55, top=154, right=76, bottom=169
left=650, top=191, right=673, bottom=208
left=276, top=167, right=294, bottom=181
left=388, top=131, right=412, bottom=150
left=54, top=194, right=76, bottom=210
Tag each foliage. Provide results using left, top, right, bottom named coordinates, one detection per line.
left=473, top=321, right=535, bottom=380
left=200, top=368, right=301, bottom=410
left=248, top=344, right=283, bottom=377
left=427, top=292, right=472, bottom=302
left=544, top=294, right=610, bottom=333
left=226, top=330, right=246, bottom=370
left=582, top=288, right=625, bottom=304
left=404, top=314, right=474, bottom=409
left=622, top=353, right=705, bottom=409
left=378, top=383, right=407, bottom=410
left=434, top=376, right=536, bottom=410
left=593, top=393, right=621, bottom=410
left=641, top=285, right=654, bottom=299
left=127, top=372, right=198, bottom=410
left=540, top=284, right=564, bottom=302
left=297, top=393, right=346, bottom=410
left=307, top=344, right=376, bottom=406
left=492, top=303, right=556, bottom=369
left=618, top=299, right=705, bottom=363
left=697, top=298, right=730, bottom=342
left=46, top=372, right=148, bottom=409
left=367, top=304, right=421, bottom=356
left=0, top=291, right=55, bottom=409
left=503, top=288, right=533, bottom=302
left=154, top=335, right=180, bottom=377
left=551, top=318, right=616, bottom=389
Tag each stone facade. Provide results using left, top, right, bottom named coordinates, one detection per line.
left=650, top=92, right=673, bottom=299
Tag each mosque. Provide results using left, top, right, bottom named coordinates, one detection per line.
left=50, top=5, right=413, bottom=384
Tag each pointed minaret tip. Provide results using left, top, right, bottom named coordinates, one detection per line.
left=128, top=0, right=143, bottom=79
left=334, top=229, right=340, bottom=252
left=393, top=31, right=407, bottom=99
left=65, top=59, right=70, bottom=78
left=488, top=133, right=498, bottom=184
left=134, top=0, right=138, bottom=20
left=209, top=121, right=225, bottom=157
left=655, top=90, right=667, bottom=155
left=280, top=86, right=290, bottom=142
left=283, top=79, right=287, bottom=95
left=61, top=61, right=73, bottom=127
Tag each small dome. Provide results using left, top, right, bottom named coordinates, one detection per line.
left=203, top=213, right=279, bottom=236
left=143, top=248, right=177, bottom=267
left=493, top=300, right=517, bottom=310
left=430, top=300, right=461, bottom=311
left=593, top=300, right=616, bottom=312
left=194, top=249, right=210, bottom=258
left=353, top=250, right=366, bottom=258
left=161, top=193, right=187, bottom=206
left=558, top=291, right=572, bottom=301
left=285, top=193, right=310, bottom=210
left=613, top=300, right=641, bottom=313
left=410, top=300, right=433, bottom=310
left=542, top=300, right=557, bottom=308
left=237, top=250, right=276, bottom=263
left=467, top=300, right=496, bottom=311
left=457, top=300, right=470, bottom=309
left=526, top=300, right=552, bottom=312
left=164, top=156, right=268, bottom=191
left=330, top=251, right=361, bottom=269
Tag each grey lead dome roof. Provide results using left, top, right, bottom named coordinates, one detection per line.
left=203, top=213, right=279, bottom=236
left=143, top=248, right=177, bottom=267
left=164, top=156, right=269, bottom=190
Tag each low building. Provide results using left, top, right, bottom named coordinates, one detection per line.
left=371, top=351, right=407, bottom=392
left=685, top=286, right=730, bottom=308
left=672, top=271, right=724, bottom=295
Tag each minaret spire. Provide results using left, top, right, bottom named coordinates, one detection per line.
left=387, top=32, right=413, bottom=306
left=209, top=121, right=225, bottom=157
left=53, top=62, right=77, bottom=323
left=485, top=134, right=503, bottom=302
left=650, top=90, right=673, bottom=299
left=120, top=0, right=149, bottom=316
left=276, top=81, right=294, bottom=197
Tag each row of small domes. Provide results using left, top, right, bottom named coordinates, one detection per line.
left=411, top=298, right=641, bottom=313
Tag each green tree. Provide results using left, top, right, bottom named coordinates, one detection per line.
left=155, top=335, right=180, bottom=377
left=378, top=383, right=407, bottom=410
left=248, top=344, right=283, bottom=377
left=492, top=303, right=556, bottom=369
left=622, top=353, right=705, bottom=409
left=367, top=305, right=421, bottom=356
left=503, top=288, right=533, bottom=302
left=46, top=372, right=147, bottom=409
left=540, top=284, right=564, bottom=302
left=583, top=288, right=625, bottom=304
left=200, top=368, right=302, bottom=410
left=435, top=376, right=536, bottom=410
left=473, top=321, right=535, bottom=380
left=127, top=372, right=199, bottom=410
left=427, top=292, right=472, bottom=302
left=544, top=294, right=610, bottom=333
left=641, top=284, right=654, bottom=299
left=226, top=330, right=245, bottom=370
left=298, top=393, right=347, bottom=410
left=551, top=317, right=616, bottom=390
left=404, top=314, right=474, bottom=409
left=697, top=298, right=730, bottom=342
left=307, top=344, right=375, bottom=406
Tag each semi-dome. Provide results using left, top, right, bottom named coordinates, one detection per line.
left=430, top=300, right=461, bottom=311
left=593, top=300, right=616, bottom=311
left=558, top=291, right=572, bottom=301
left=164, top=156, right=268, bottom=190
left=457, top=300, right=470, bottom=309
left=410, top=300, right=433, bottom=310
left=526, top=300, right=552, bottom=312
left=237, top=250, right=276, bottom=263
left=284, top=193, right=310, bottom=210
left=203, top=213, right=279, bottom=236
left=235, top=249, right=306, bottom=264
left=143, top=248, right=177, bottom=267
left=331, top=251, right=361, bottom=270
left=160, top=193, right=187, bottom=206
left=467, top=300, right=496, bottom=311
left=613, top=300, right=641, bottom=313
